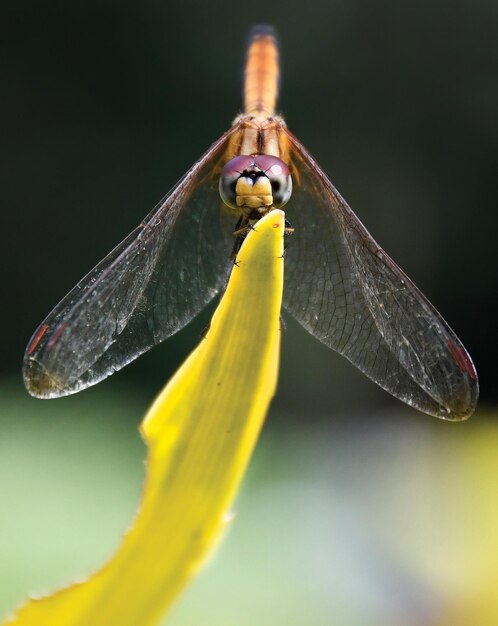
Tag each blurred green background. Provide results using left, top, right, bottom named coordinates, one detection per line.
left=2, top=0, right=497, bottom=624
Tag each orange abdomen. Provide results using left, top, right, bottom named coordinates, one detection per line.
left=244, top=26, right=280, bottom=116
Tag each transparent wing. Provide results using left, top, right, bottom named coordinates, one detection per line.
left=283, top=129, right=478, bottom=420
left=23, top=126, right=240, bottom=398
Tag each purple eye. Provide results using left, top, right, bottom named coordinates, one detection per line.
left=219, top=156, right=256, bottom=209
left=254, top=155, right=292, bottom=208
left=223, top=155, right=256, bottom=174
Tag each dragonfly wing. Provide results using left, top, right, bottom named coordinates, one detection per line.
left=24, top=126, right=239, bottom=398
left=282, top=129, right=478, bottom=420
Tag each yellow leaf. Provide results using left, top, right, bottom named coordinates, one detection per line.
left=4, top=209, right=285, bottom=626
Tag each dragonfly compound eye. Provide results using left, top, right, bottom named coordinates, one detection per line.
left=219, top=154, right=292, bottom=211
left=219, top=155, right=255, bottom=210
left=254, top=155, right=292, bottom=208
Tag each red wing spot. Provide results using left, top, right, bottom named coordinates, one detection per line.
left=458, top=345, right=477, bottom=381
left=27, top=324, right=49, bottom=355
left=448, top=340, right=465, bottom=370
left=448, top=340, right=476, bottom=380
left=272, top=222, right=280, bottom=228
left=47, top=323, right=67, bottom=351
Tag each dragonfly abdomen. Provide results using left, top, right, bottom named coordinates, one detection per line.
left=244, top=25, right=280, bottom=117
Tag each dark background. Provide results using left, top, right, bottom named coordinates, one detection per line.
left=1, top=2, right=498, bottom=624
left=2, top=0, right=496, bottom=416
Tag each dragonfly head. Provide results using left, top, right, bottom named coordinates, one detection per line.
left=219, top=154, right=292, bottom=216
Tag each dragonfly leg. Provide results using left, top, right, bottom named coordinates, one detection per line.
left=281, top=217, right=294, bottom=258
left=230, top=217, right=250, bottom=260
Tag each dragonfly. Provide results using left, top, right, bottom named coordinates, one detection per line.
left=24, top=26, right=478, bottom=420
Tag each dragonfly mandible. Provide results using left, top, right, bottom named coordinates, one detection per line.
left=23, top=25, right=478, bottom=420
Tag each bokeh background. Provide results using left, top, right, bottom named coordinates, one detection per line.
left=2, top=1, right=497, bottom=625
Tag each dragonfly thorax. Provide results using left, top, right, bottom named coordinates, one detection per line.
left=219, top=154, right=292, bottom=218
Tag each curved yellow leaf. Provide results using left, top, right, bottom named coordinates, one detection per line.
left=4, top=209, right=285, bottom=626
